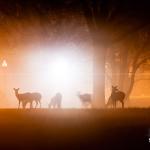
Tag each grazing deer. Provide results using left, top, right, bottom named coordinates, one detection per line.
left=30, top=92, right=42, bottom=108
left=107, top=86, right=125, bottom=108
left=49, top=93, right=62, bottom=109
left=77, top=92, right=92, bottom=108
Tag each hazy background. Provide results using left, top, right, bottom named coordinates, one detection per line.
left=0, top=0, right=150, bottom=108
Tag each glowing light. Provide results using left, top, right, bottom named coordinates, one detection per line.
left=41, top=55, right=82, bottom=108
left=50, top=57, right=70, bottom=83
left=25, top=47, right=93, bottom=108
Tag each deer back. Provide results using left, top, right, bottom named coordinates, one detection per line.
left=17, top=92, right=32, bottom=101
left=111, top=91, right=125, bottom=101
left=79, top=94, right=91, bottom=102
left=31, top=92, right=42, bottom=100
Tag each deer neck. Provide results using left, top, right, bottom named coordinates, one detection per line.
left=111, top=91, right=115, bottom=96
left=15, top=92, right=19, bottom=99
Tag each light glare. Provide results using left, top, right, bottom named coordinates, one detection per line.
left=50, top=57, right=70, bottom=83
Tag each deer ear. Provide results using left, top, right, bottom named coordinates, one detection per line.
left=13, top=88, right=15, bottom=90
left=17, top=88, right=20, bottom=90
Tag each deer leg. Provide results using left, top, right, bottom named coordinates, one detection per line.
left=39, top=100, right=41, bottom=108
left=49, top=101, right=53, bottom=108
left=35, top=101, right=38, bottom=108
left=114, top=101, right=116, bottom=108
left=48, top=103, right=51, bottom=109
left=49, top=99, right=54, bottom=108
left=112, top=101, right=115, bottom=108
left=106, top=100, right=112, bottom=108
left=24, top=104, right=26, bottom=109
left=51, top=100, right=55, bottom=108
left=54, top=100, right=57, bottom=108
left=18, top=101, right=20, bottom=109
left=57, top=101, right=61, bottom=109
left=22, top=102, right=26, bottom=109
left=30, top=102, right=33, bottom=109
left=54, top=102, right=56, bottom=109
left=111, top=102, right=113, bottom=108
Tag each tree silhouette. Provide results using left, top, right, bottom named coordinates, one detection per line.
left=80, top=0, right=150, bottom=107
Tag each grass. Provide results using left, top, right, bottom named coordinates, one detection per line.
left=0, top=108, right=149, bottom=149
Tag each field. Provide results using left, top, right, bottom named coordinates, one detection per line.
left=0, top=108, right=150, bottom=149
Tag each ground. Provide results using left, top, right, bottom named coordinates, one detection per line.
left=0, top=109, right=150, bottom=149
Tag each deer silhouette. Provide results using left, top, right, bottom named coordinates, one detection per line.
left=30, top=92, right=42, bottom=108
left=107, top=86, right=125, bottom=108
left=49, top=93, right=62, bottom=109
left=14, top=88, right=33, bottom=109
left=13, top=88, right=42, bottom=109
left=77, top=92, right=92, bottom=108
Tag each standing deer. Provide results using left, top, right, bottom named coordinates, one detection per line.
left=31, top=92, right=42, bottom=108
left=77, top=92, right=92, bottom=108
left=13, top=88, right=42, bottom=109
left=107, top=86, right=125, bottom=108
left=14, top=88, right=33, bottom=109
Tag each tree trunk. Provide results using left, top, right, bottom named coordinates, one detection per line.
left=93, top=43, right=106, bottom=108
left=80, top=0, right=109, bottom=108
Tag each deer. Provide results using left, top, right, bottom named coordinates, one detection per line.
left=107, top=86, right=125, bottom=108
left=30, top=92, right=42, bottom=108
left=13, top=88, right=42, bottom=109
left=13, top=88, right=33, bottom=109
left=77, top=92, right=92, bottom=108
left=49, top=93, right=62, bottom=109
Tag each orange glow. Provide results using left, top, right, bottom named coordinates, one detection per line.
left=0, top=46, right=93, bottom=108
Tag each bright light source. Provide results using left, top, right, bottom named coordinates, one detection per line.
left=26, top=47, right=93, bottom=108
left=42, top=55, right=82, bottom=108
left=50, top=57, right=70, bottom=83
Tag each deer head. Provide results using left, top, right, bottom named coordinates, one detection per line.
left=112, top=86, right=118, bottom=93
left=13, top=88, right=20, bottom=95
